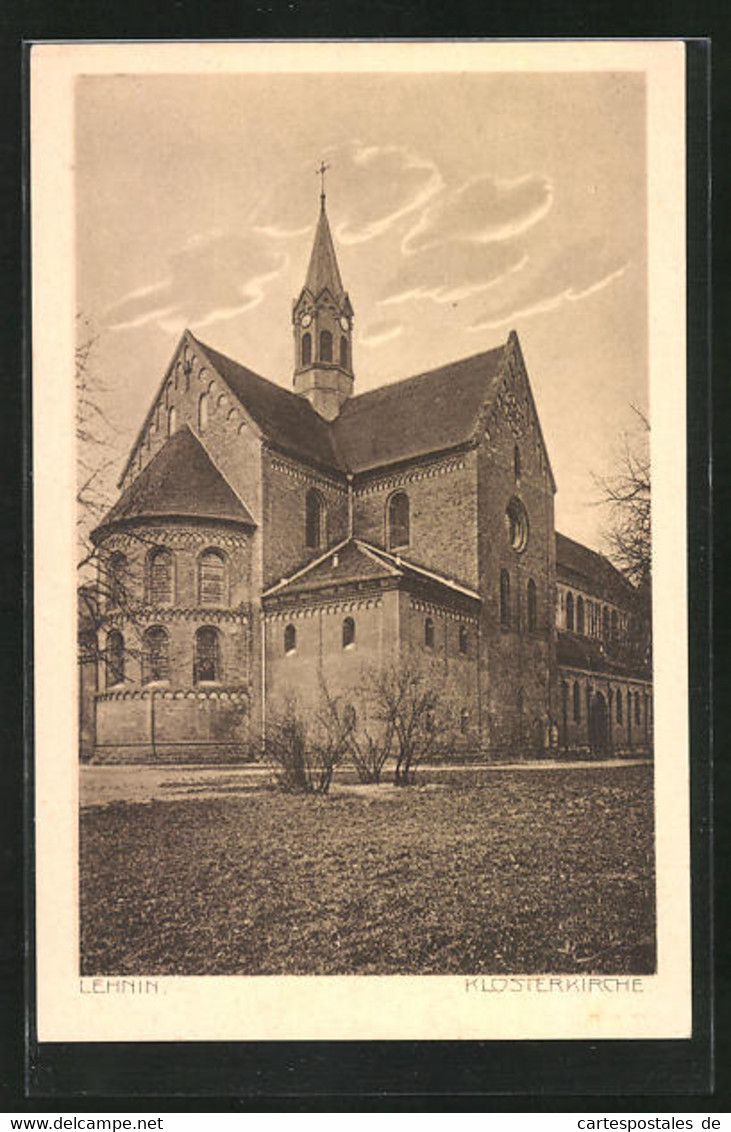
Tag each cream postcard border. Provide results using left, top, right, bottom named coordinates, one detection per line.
left=32, top=40, right=689, bottom=1042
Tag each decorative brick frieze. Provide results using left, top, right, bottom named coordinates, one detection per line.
left=96, top=685, right=249, bottom=703
left=268, top=452, right=347, bottom=494
left=102, top=606, right=250, bottom=627
left=354, top=453, right=467, bottom=497
left=264, top=595, right=383, bottom=622
left=409, top=597, right=479, bottom=625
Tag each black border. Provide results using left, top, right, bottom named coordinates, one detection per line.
left=4, top=21, right=718, bottom=1108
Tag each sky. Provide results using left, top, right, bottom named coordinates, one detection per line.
left=75, top=70, right=647, bottom=551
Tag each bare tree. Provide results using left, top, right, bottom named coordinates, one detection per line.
left=265, top=680, right=356, bottom=795
left=347, top=704, right=394, bottom=785
left=594, top=405, right=651, bottom=588
left=365, top=662, right=450, bottom=786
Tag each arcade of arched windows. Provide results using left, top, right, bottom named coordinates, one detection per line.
left=557, top=672, right=653, bottom=750
left=557, top=585, right=629, bottom=644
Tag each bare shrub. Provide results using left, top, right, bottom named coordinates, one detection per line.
left=365, top=662, right=452, bottom=786
left=265, top=683, right=355, bottom=795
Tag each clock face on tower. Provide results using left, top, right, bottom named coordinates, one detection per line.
left=301, top=313, right=312, bottom=328
left=339, top=316, right=349, bottom=332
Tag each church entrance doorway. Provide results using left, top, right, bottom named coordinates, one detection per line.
left=589, top=691, right=609, bottom=755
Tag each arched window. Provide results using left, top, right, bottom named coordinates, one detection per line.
left=635, top=693, right=641, bottom=724
left=108, top=551, right=127, bottom=608
left=387, top=491, right=410, bottom=550
left=505, top=497, right=529, bottom=552
left=460, top=709, right=470, bottom=735
left=148, top=547, right=173, bottom=605
left=527, top=578, right=537, bottom=632
left=105, top=630, right=124, bottom=688
left=573, top=681, right=581, bottom=722
left=320, top=329, right=333, bottom=362
left=301, top=332, right=312, bottom=366
left=500, top=569, right=511, bottom=627
left=603, top=606, right=610, bottom=638
left=424, top=617, right=435, bottom=648
left=566, top=591, right=574, bottom=631
left=284, top=623, right=296, bottom=654
left=167, top=405, right=177, bottom=437
left=577, top=595, right=585, bottom=635
left=142, top=626, right=170, bottom=684
left=459, top=626, right=468, bottom=655
left=611, top=609, right=618, bottom=639
left=616, top=689, right=623, bottom=724
left=194, top=626, right=220, bottom=683
left=198, top=392, right=209, bottom=432
left=198, top=549, right=225, bottom=606
left=305, top=488, right=326, bottom=550
left=342, top=616, right=355, bottom=649
left=340, top=335, right=349, bottom=368
left=513, top=444, right=521, bottom=480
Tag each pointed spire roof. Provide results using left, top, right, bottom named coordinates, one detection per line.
left=304, top=197, right=345, bottom=300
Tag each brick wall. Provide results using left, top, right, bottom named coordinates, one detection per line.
left=476, top=359, right=556, bottom=755
left=261, top=452, right=348, bottom=589
left=353, top=450, right=479, bottom=589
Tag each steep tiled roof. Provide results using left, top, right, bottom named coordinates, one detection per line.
left=192, top=336, right=343, bottom=472
left=263, top=538, right=481, bottom=604
left=93, top=426, right=255, bottom=539
left=556, top=531, right=636, bottom=606
left=331, top=346, right=506, bottom=473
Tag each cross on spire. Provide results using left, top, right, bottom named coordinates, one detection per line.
left=317, top=160, right=329, bottom=204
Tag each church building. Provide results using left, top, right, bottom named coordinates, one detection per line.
left=81, top=186, right=653, bottom=763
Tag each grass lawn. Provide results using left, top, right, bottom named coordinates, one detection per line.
left=80, top=765, right=655, bottom=976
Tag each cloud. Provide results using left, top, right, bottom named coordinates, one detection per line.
left=380, top=243, right=528, bottom=307
left=403, top=174, right=553, bottom=254
left=358, top=318, right=405, bottom=347
left=105, top=230, right=287, bottom=334
left=250, top=143, right=442, bottom=246
left=470, top=239, right=629, bottom=331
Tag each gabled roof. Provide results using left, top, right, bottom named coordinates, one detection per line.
left=263, top=537, right=481, bottom=604
left=93, top=426, right=255, bottom=540
left=556, top=531, right=636, bottom=606
left=303, top=199, right=345, bottom=301
left=192, top=335, right=343, bottom=472
left=331, top=346, right=506, bottom=473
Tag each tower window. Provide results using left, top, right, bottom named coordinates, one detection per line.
left=194, top=626, right=221, bottom=683
left=386, top=491, right=410, bottom=550
left=635, top=693, right=641, bottom=724
left=148, top=547, right=173, bottom=606
left=284, top=623, right=296, bottom=654
left=527, top=578, right=537, bottom=631
left=603, top=606, right=610, bottom=638
left=424, top=617, right=435, bottom=648
left=319, top=329, right=333, bottom=363
left=616, top=689, right=623, bottom=724
left=305, top=488, right=326, bottom=550
left=167, top=406, right=177, bottom=437
left=573, top=681, right=581, bottom=722
left=198, top=392, right=209, bottom=432
left=500, top=569, right=511, bottom=627
left=459, top=625, right=468, bottom=654
left=105, top=630, right=124, bottom=688
left=198, top=549, right=226, bottom=606
left=142, top=625, right=170, bottom=684
left=505, top=496, right=529, bottom=552
left=611, top=609, right=618, bottom=639
left=514, top=444, right=521, bottom=480
left=342, top=616, right=355, bottom=649
left=566, top=591, right=574, bottom=631
left=340, top=335, right=349, bottom=368
left=460, top=709, right=470, bottom=735
left=577, top=595, right=585, bottom=634
left=301, top=332, right=312, bottom=366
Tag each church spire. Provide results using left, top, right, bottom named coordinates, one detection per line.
left=292, top=171, right=354, bottom=421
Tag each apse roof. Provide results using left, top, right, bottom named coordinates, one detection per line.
left=93, top=425, right=255, bottom=539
